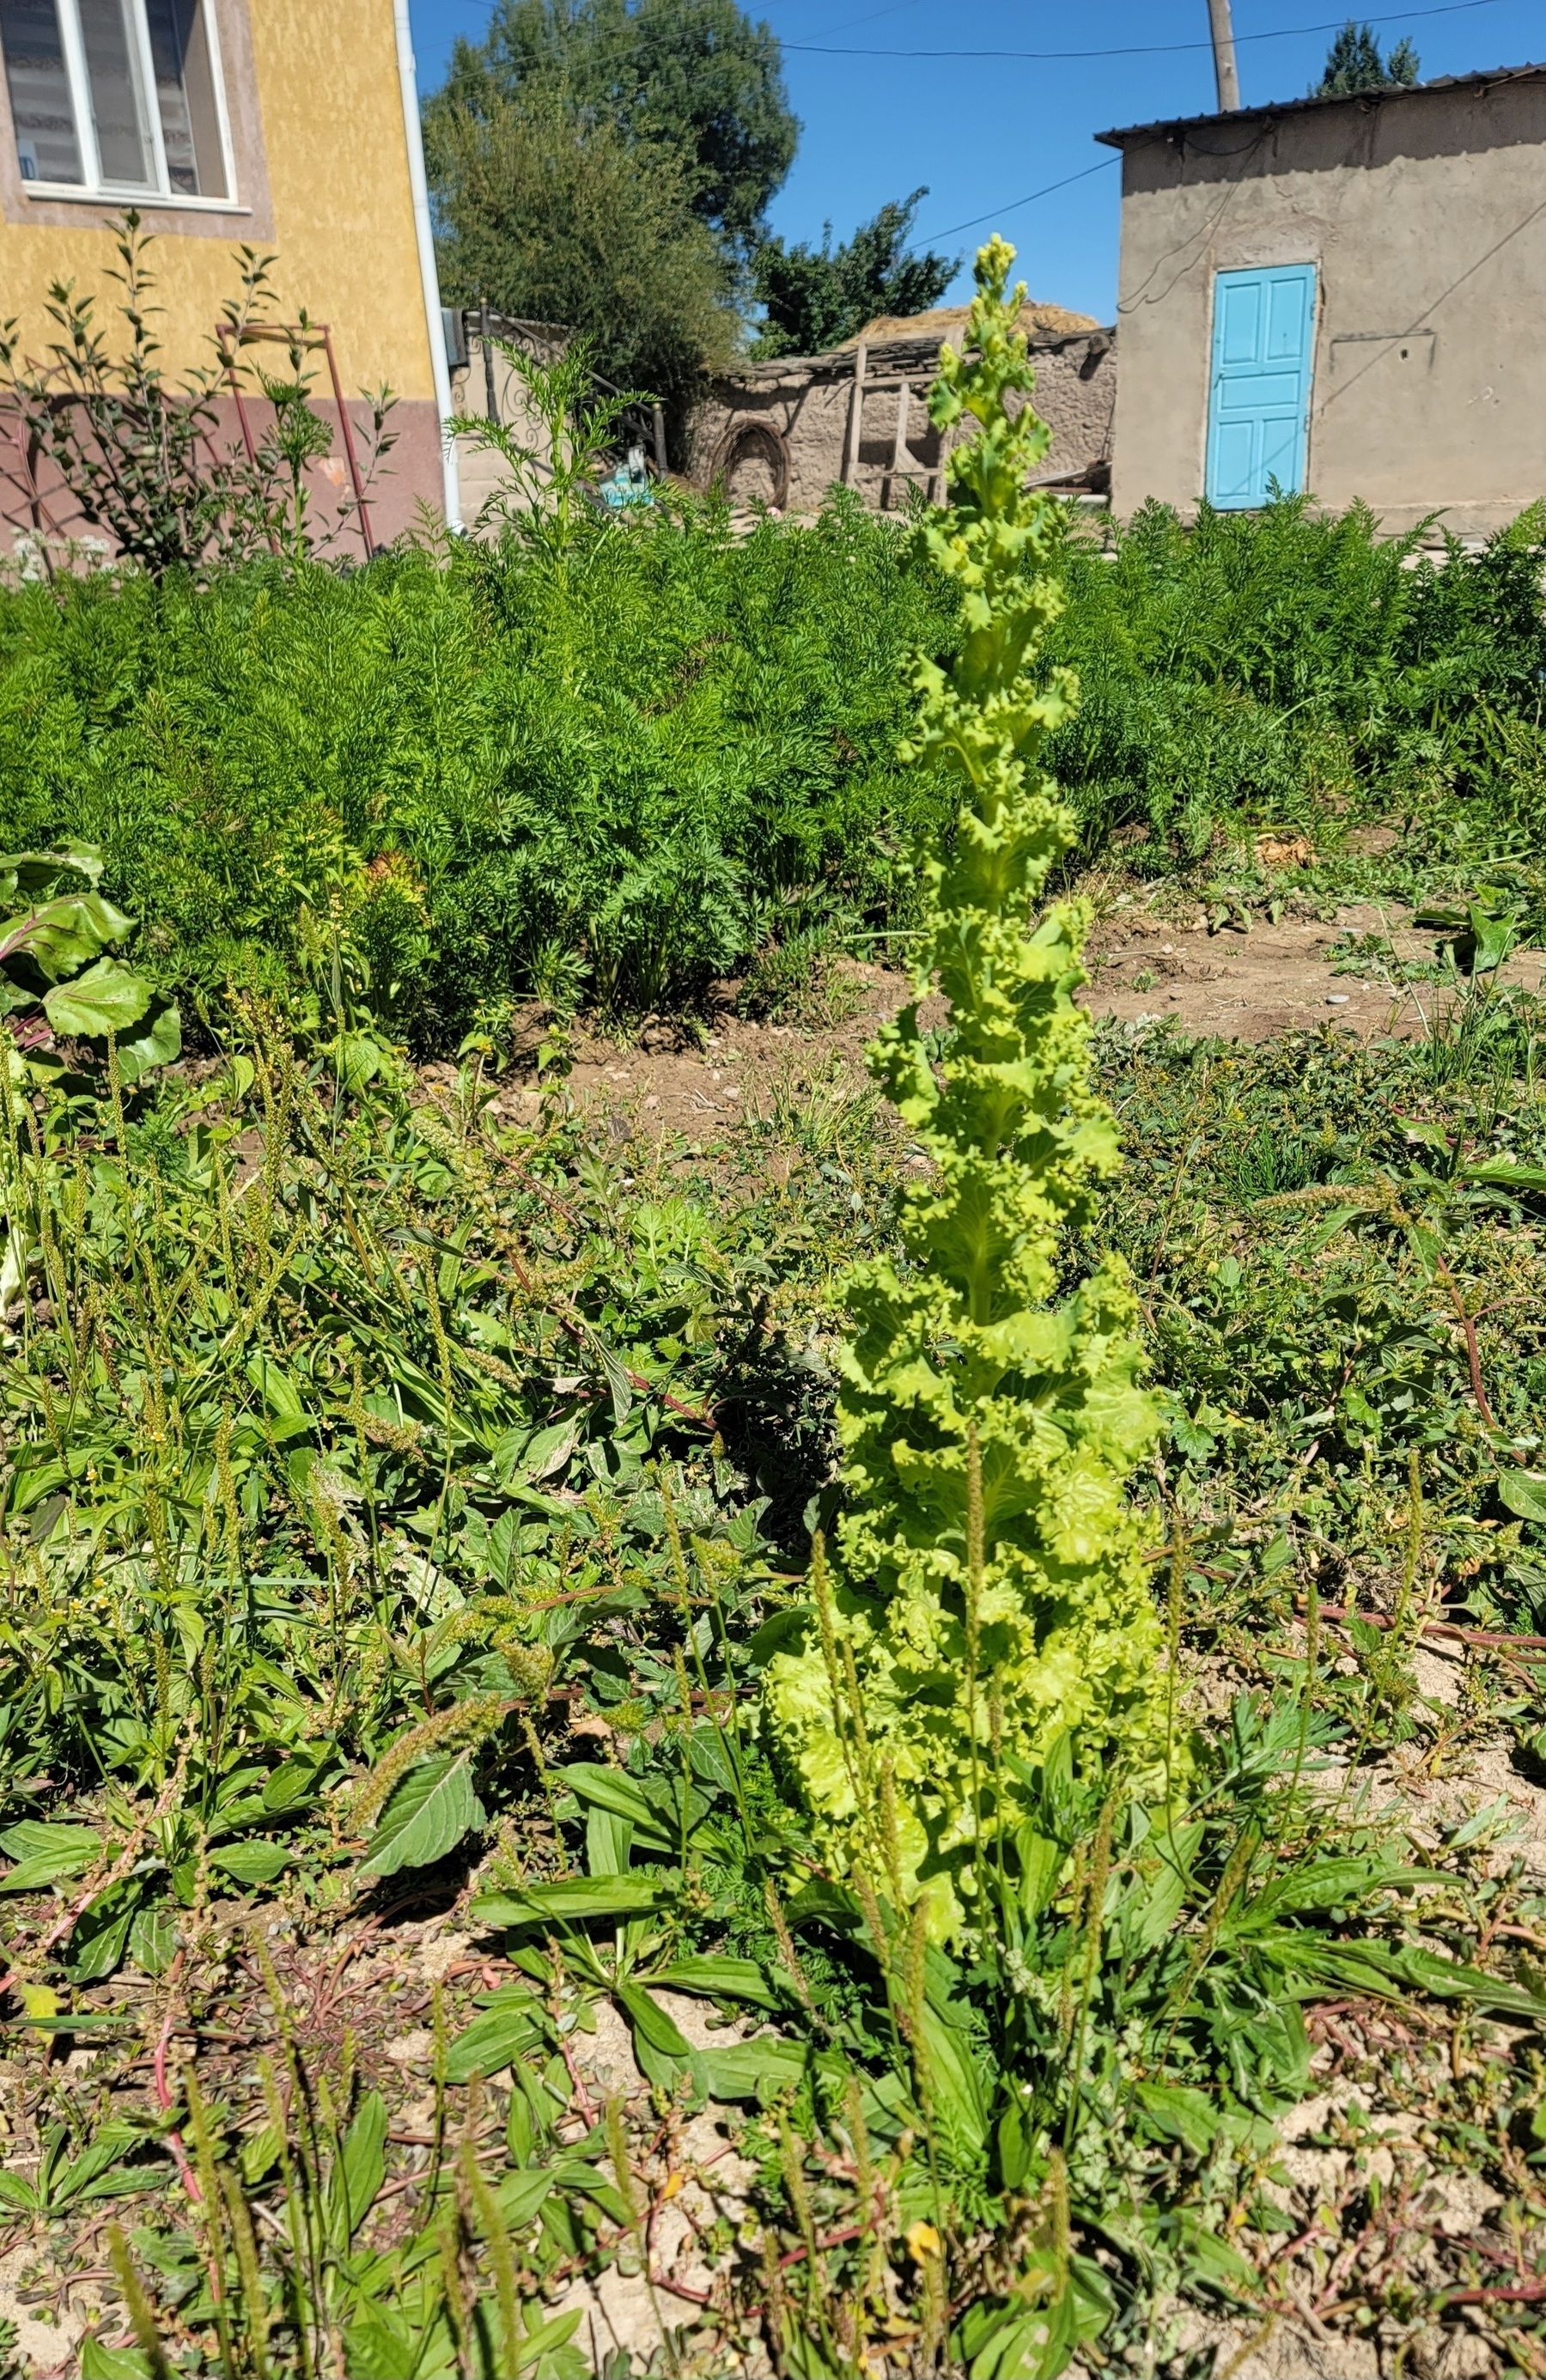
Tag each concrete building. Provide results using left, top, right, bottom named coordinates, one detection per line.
left=1098, top=62, right=1546, bottom=537
left=687, top=301, right=1116, bottom=516
left=0, top=0, right=456, bottom=559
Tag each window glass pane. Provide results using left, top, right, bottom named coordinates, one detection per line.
left=0, top=0, right=83, bottom=182
left=78, top=0, right=150, bottom=184
left=143, top=0, right=223, bottom=197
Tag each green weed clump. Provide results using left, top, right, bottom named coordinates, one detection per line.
left=766, top=240, right=1167, bottom=1941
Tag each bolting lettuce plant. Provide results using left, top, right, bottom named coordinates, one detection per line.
left=765, top=237, right=1169, bottom=1941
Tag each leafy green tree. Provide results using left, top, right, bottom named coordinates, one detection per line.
left=429, top=0, right=797, bottom=253
left=750, top=188, right=960, bottom=359
left=425, top=94, right=735, bottom=430
left=1314, top=21, right=1419, bottom=95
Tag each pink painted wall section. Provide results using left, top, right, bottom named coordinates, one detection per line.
left=1, top=393, right=445, bottom=568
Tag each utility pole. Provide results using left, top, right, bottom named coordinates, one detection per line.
left=1208, top=0, right=1241, bottom=110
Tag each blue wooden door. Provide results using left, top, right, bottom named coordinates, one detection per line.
left=1206, top=265, right=1317, bottom=508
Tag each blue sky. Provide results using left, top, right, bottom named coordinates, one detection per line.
left=406, top=0, right=1546, bottom=321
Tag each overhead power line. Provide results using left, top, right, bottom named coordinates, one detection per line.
left=922, top=156, right=1120, bottom=244
left=787, top=0, right=1508, bottom=64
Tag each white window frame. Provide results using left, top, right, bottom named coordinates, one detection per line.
left=9, top=0, right=239, bottom=209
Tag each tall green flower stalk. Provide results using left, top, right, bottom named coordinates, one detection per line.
left=765, top=238, right=1168, bottom=1940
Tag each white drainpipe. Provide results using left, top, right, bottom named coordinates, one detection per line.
left=392, top=0, right=461, bottom=531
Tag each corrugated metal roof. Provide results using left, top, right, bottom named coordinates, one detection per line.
left=1095, top=59, right=1546, bottom=149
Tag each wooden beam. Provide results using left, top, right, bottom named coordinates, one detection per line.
left=932, top=417, right=954, bottom=508
left=882, top=380, right=910, bottom=509
left=847, top=369, right=930, bottom=394
left=840, top=341, right=867, bottom=485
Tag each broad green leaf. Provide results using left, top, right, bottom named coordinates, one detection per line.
left=472, top=1876, right=672, bottom=1928
left=80, top=2345, right=150, bottom=2380
left=493, top=2167, right=557, bottom=2227
left=1500, top=1469, right=1546, bottom=1523
left=1468, top=900, right=1516, bottom=974
left=650, top=1955, right=782, bottom=2009
left=114, top=997, right=181, bottom=1085
left=344, top=2313, right=434, bottom=2380
left=1403, top=1218, right=1440, bottom=1276
left=551, top=2161, right=630, bottom=2224
left=240, top=2125, right=283, bottom=2188
left=961, top=2292, right=1077, bottom=2380
left=18, top=1982, right=58, bottom=2041
left=43, top=956, right=151, bottom=1038
left=997, top=2096, right=1032, bottom=2192
left=1259, top=1926, right=1546, bottom=2020
left=447, top=1997, right=545, bottom=2085
left=1464, top=1158, right=1546, bottom=1194
left=244, top=1355, right=313, bottom=1441
left=586, top=1331, right=633, bottom=1427
left=5, top=1460, right=70, bottom=1517
left=1013, top=1828, right=1064, bottom=1921
left=262, top=1754, right=329, bottom=1814
left=0, top=2171, right=37, bottom=2210
left=614, top=1980, right=692, bottom=2088
left=0, top=843, right=102, bottom=895
left=786, top=1878, right=864, bottom=1932
left=67, top=1878, right=143, bottom=1983
left=358, top=1752, right=485, bottom=1881
left=919, top=2002, right=988, bottom=2158
left=1133, top=2081, right=1220, bottom=2158
left=1123, top=1858, right=1187, bottom=1952
left=58, top=2122, right=155, bottom=2205
left=1233, top=1853, right=1410, bottom=1929
left=1306, top=1203, right=1366, bottom=1256
left=557, top=1765, right=713, bottom=1853
left=555, top=1765, right=655, bottom=1825
left=746, top=1607, right=811, bottom=1665
left=332, top=1029, right=387, bottom=1093
left=128, top=1902, right=177, bottom=1977
left=0, top=1819, right=98, bottom=1892
left=513, top=2309, right=583, bottom=2372
left=689, top=2036, right=806, bottom=2103
left=586, top=1806, right=633, bottom=1879
left=208, top=1841, right=295, bottom=1885
left=1, top=890, right=130, bottom=982
left=1144, top=2206, right=1259, bottom=2304
left=1390, top=1941, right=1546, bottom=2020
left=332, top=2090, right=386, bottom=2243
left=0, top=1817, right=99, bottom=1860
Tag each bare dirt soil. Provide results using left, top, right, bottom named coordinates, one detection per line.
left=1088, top=898, right=1544, bottom=1043
left=468, top=897, right=1545, bottom=1153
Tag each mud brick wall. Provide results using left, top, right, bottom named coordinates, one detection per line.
left=688, top=327, right=1116, bottom=515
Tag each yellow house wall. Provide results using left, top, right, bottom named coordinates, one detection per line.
left=0, top=0, right=435, bottom=405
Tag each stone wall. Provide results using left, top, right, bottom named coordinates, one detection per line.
left=687, top=326, right=1116, bottom=516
